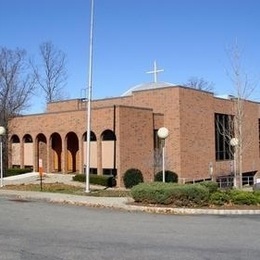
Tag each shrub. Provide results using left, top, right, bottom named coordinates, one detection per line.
left=154, top=170, right=178, bottom=183
left=73, top=174, right=86, bottom=182
left=131, top=182, right=260, bottom=207
left=106, top=176, right=117, bottom=187
left=5, top=168, right=33, bottom=177
left=210, top=191, right=230, bottom=206
left=181, top=184, right=210, bottom=206
left=131, top=182, right=175, bottom=204
left=229, top=190, right=258, bottom=205
left=123, top=168, right=144, bottom=188
left=73, top=174, right=115, bottom=187
left=199, top=181, right=219, bottom=194
left=131, top=182, right=210, bottom=207
left=253, top=191, right=260, bottom=204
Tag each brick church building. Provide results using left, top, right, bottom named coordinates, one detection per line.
left=8, top=81, right=260, bottom=187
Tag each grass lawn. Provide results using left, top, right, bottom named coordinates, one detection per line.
left=3, top=183, right=131, bottom=197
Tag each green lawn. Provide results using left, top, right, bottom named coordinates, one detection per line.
left=3, top=183, right=131, bottom=197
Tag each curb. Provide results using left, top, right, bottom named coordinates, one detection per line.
left=125, top=205, right=260, bottom=215
left=1, top=190, right=260, bottom=215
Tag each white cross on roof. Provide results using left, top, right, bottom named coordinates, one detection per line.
left=146, top=60, right=164, bottom=83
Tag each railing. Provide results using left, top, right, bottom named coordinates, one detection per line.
left=217, top=175, right=254, bottom=188
left=180, top=175, right=255, bottom=189
left=179, top=178, right=212, bottom=185
left=217, top=176, right=234, bottom=189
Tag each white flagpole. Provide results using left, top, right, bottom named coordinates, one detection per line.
left=85, top=0, right=94, bottom=193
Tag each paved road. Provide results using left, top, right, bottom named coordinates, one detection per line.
left=0, top=197, right=259, bottom=260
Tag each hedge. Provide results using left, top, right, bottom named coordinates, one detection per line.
left=131, top=181, right=260, bottom=207
left=131, top=182, right=210, bottom=207
left=73, top=174, right=116, bottom=187
left=228, top=189, right=259, bottom=205
left=5, top=168, right=33, bottom=177
left=210, top=191, right=230, bottom=206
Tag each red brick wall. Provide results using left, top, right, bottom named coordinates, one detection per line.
left=8, top=85, right=260, bottom=185
left=130, top=87, right=182, bottom=178
left=116, top=106, right=154, bottom=186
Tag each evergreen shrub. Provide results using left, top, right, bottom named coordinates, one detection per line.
left=154, top=170, right=178, bottom=183
left=229, top=190, right=258, bottom=205
left=73, top=174, right=113, bottom=187
left=131, top=182, right=260, bottom=207
left=254, top=191, right=260, bottom=203
left=210, top=191, right=230, bottom=206
left=199, top=181, right=219, bottom=193
left=123, top=168, right=144, bottom=188
left=181, top=184, right=210, bottom=206
left=6, top=168, right=33, bottom=177
left=131, top=182, right=210, bottom=206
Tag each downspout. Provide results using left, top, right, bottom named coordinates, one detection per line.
left=113, top=105, right=116, bottom=176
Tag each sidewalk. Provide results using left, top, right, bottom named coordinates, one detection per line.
left=1, top=173, right=260, bottom=215
left=3, top=172, right=85, bottom=187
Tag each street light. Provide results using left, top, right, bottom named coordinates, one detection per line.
left=0, top=126, right=6, bottom=188
left=157, top=127, right=169, bottom=182
left=230, top=137, right=239, bottom=188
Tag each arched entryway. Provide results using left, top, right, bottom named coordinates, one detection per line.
left=50, top=133, right=62, bottom=172
left=23, top=134, right=33, bottom=169
left=66, top=132, right=79, bottom=173
left=36, top=133, right=47, bottom=172
left=10, top=135, right=20, bottom=168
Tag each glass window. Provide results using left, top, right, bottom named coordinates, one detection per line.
left=215, top=113, right=234, bottom=161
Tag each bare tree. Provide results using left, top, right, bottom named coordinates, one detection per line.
left=0, top=47, right=36, bottom=170
left=0, top=47, right=35, bottom=127
left=184, top=77, right=214, bottom=92
left=226, top=43, right=257, bottom=188
left=33, top=41, right=67, bottom=103
left=216, top=42, right=257, bottom=188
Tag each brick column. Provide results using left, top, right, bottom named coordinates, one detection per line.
left=62, top=136, right=67, bottom=174
left=46, top=138, right=50, bottom=173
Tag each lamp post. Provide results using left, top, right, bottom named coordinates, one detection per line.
left=209, top=162, right=213, bottom=181
left=0, top=126, right=6, bottom=188
left=157, top=127, right=169, bottom=182
left=230, top=137, right=239, bottom=188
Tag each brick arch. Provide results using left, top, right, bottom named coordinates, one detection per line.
left=22, top=134, right=33, bottom=169
left=66, top=132, right=79, bottom=173
left=101, top=129, right=116, bottom=141
left=10, top=135, right=21, bottom=168
left=50, top=132, right=62, bottom=172
left=10, top=134, right=20, bottom=143
left=35, top=133, right=47, bottom=172
left=23, top=134, right=33, bottom=143
left=83, top=131, right=97, bottom=141
left=82, top=131, right=97, bottom=174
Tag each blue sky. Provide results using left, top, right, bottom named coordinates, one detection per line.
left=1, top=0, right=260, bottom=113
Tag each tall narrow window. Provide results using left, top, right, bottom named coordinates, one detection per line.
left=215, top=113, right=234, bottom=161
left=153, top=129, right=160, bottom=149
